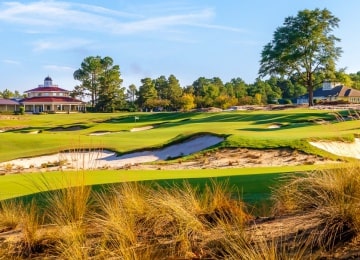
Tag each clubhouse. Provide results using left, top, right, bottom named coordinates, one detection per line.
left=21, top=76, right=85, bottom=113
left=297, top=81, right=360, bottom=104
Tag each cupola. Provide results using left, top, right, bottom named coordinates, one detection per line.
left=44, top=76, right=53, bottom=87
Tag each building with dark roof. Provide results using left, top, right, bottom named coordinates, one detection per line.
left=21, top=76, right=85, bottom=113
left=0, top=98, right=20, bottom=112
left=297, top=81, right=360, bottom=104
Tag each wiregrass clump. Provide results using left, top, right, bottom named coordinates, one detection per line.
left=93, top=180, right=250, bottom=259
left=0, top=199, right=24, bottom=231
left=0, top=179, right=252, bottom=259
left=272, top=164, right=360, bottom=249
left=212, top=231, right=310, bottom=260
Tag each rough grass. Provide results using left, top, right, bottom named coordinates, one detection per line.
left=0, top=180, right=252, bottom=259
left=0, top=199, right=24, bottom=231
left=2, top=164, right=360, bottom=258
left=272, top=163, right=360, bottom=249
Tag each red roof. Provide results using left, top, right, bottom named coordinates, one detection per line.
left=25, top=86, right=68, bottom=92
left=21, top=96, right=83, bottom=103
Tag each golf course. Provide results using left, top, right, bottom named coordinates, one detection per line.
left=1, top=107, right=360, bottom=259
left=0, top=108, right=357, bottom=201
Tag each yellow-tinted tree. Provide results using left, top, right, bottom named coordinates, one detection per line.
left=179, top=93, right=196, bottom=111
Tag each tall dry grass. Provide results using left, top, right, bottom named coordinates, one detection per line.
left=272, top=164, right=360, bottom=249
left=0, top=199, right=24, bottom=231
left=4, top=162, right=360, bottom=258
left=43, top=171, right=92, bottom=259
left=91, top=180, right=250, bottom=259
left=0, top=199, right=44, bottom=258
left=211, top=230, right=310, bottom=260
left=20, top=200, right=41, bottom=257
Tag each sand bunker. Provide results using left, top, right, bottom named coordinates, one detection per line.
left=89, top=131, right=111, bottom=136
left=0, top=135, right=224, bottom=171
left=130, top=126, right=154, bottom=132
left=310, top=138, right=360, bottom=159
left=268, top=124, right=282, bottom=129
left=4, top=135, right=355, bottom=173
left=90, top=126, right=153, bottom=135
left=89, top=131, right=123, bottom=136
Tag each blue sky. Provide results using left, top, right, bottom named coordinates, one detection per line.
left=1, top=0, right=360, bottom=93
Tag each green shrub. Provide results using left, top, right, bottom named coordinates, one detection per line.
left=19, top=106, right=25, bottom=115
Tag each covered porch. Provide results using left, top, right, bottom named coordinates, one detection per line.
left=24, top=102, right=86, bottom=113
left=0, top=99, right=20, bottom=112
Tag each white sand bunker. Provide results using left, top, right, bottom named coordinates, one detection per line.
left=130, top=125, right=154, bottom=132
left=310, top=138, right=360, bottom=159
left=89, top=131, right=121, bottom=136
left=268, top=124, right=282, bottom=129
left=89, top=126, right=153, bottom=135
left=0, top=135, right=224, bottom=171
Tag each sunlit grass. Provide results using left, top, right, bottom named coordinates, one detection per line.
left=0, top=164, right=339, bottom=201
left=1, top=109, right=359, bottom=162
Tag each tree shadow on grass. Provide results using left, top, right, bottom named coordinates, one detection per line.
left=152, top=112, right=336, bottom=130
left=240, top=122, right=317, bottom=132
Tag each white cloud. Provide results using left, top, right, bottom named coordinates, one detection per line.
left=2, top=59, right=20, bottom=65
left=113, top=8, right=214, bottom=33
left=0, top=1, right=133, bottom=29
left=0, top=1, right=244, bottom=35
left=192, top=23, right=246, bottom=33
left=32, top=38, right=92, bottom=51
left=43, top=64, right=74, bottom=71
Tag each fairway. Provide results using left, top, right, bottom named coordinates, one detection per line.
left=0, top=164, right=333, bottom=201
left=0, top=109, right=358, bottom=201
left=0, top=109, right=358, bottom=162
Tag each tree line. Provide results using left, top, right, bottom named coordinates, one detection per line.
left=70, top=56, right=360, bottom=112
left=69, top=8, right=355, bottom=111
left=3, top=8, right=360, bottom=111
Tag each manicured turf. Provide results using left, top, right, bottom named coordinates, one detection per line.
left=1, top=109, right=358, bottom=162
left=0, top=164, right=336, bottom=201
